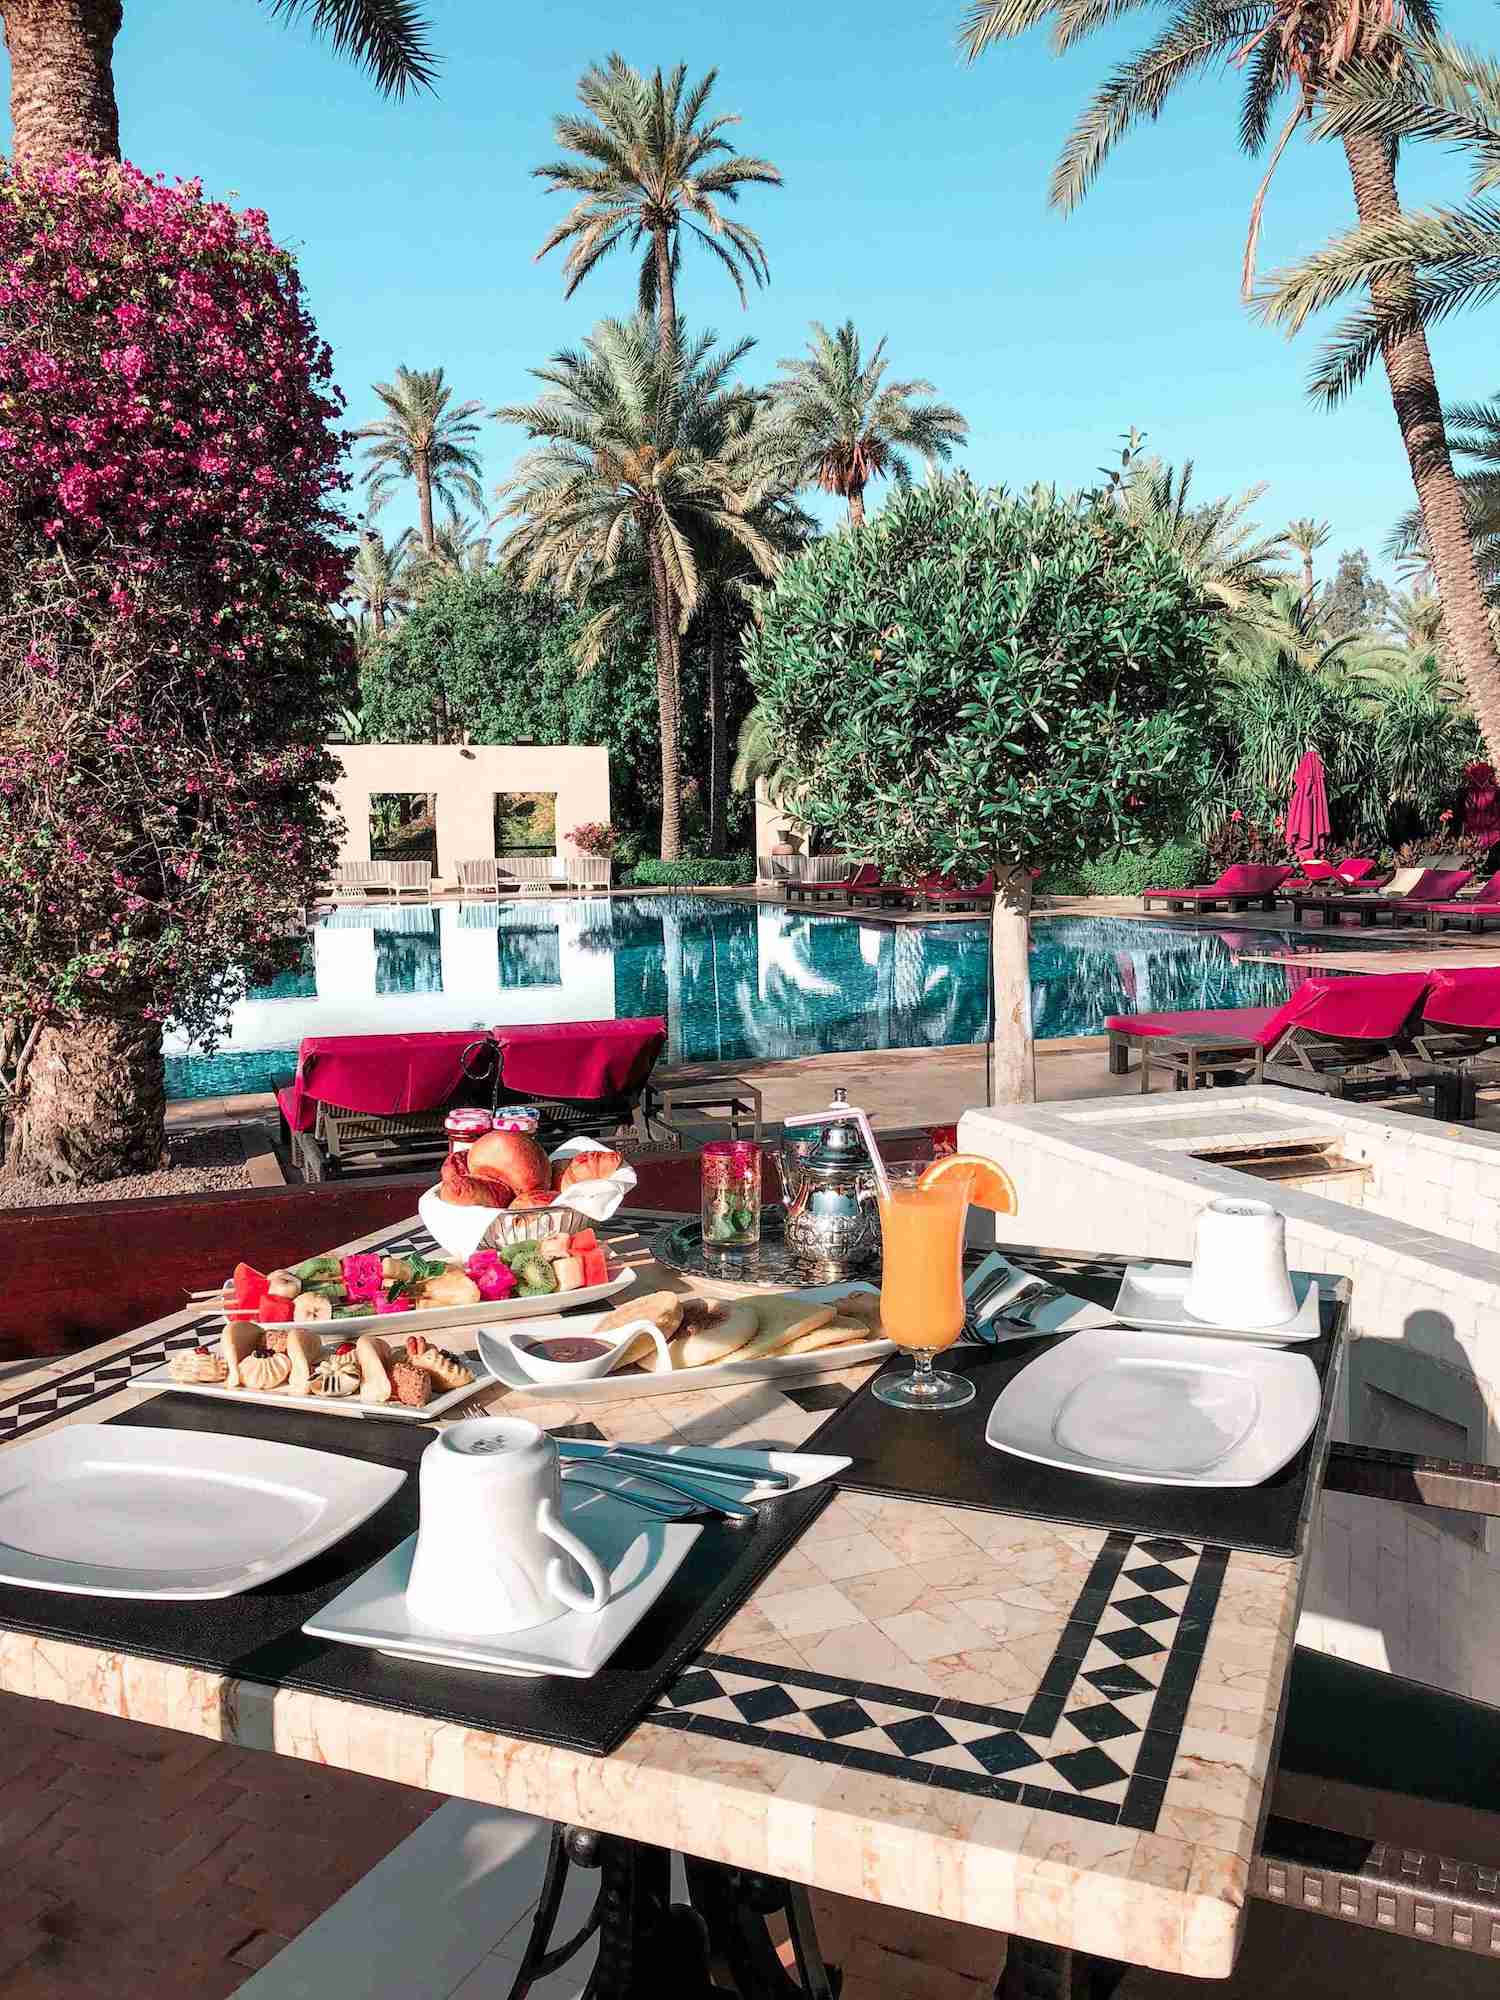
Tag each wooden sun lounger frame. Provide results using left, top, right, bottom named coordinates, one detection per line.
left=1106, top=1019, right=1470, bottom=1120
left=1140, top=886, right=1284, bottom=912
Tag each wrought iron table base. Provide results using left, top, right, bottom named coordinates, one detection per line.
left=505, top=1825, right=1121, bottom=2000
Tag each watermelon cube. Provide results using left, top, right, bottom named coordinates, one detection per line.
left=257, top=1293, right=294, bottom=1324
left=568, top=1229, right=598, bottom=1255
left=231, top=1262, right=268, bottom=1308
left=579, top=1248, right=609, bottom=1288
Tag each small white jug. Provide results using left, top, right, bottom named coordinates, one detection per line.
left=405, top=1416, right=613, bottom=1636
left=1182, top=1197, right=1298, bottom=1330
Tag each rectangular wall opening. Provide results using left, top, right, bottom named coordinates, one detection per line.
left=369, top=792, right=436, bottom=873
left=495, top=791, right=557, bottom=856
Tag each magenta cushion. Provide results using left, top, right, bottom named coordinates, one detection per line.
left=1422, top=969, right=1500, bottom=1031
left=494, top=1018, right=667, bottom=1101
left=1255, top=972, right=1430, bottom=1049
left=281, top=1031, right=493, bottom=1131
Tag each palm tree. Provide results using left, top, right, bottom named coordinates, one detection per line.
left=1390, top=397, right=1500, bottom=599
left=494, top=315, right=783, bottom=860
left=533, top=55, right=781, bottom=360
left=405, top=507, right=492, bottom=594
left=344, top=524, right=413, bottom=641
left=1, top=0, right=436, bottom=166
left=773, top=320, right=968, bottom=526
left=357, top=367, right=485, bottom=555
left=1110, top=456, right=1291, bottom=609
left=959, top=0, right=1500, bottom=766
left=1222, top=582, right=1372, bottom=676
left=1286, top=517, right=1332, bottom=605
left=1386, top=588, right=1446, bottom=652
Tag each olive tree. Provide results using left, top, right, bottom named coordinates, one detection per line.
left=744, top=480, right=1218, bottom=1101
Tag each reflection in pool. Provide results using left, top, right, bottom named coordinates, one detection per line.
left=163, top=897, right=1353, bottom=1102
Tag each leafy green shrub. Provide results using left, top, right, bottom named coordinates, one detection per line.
left=1045, top=839, right=1206, bottom=897
left=628, top=856, right=753, bottom=889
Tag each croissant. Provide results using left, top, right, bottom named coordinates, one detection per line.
left=554, top=1149, right=624, bottom=1191
left=440, top=1154, right=511, bottom=1209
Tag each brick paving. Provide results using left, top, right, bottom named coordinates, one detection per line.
left=0, top=1693, right=439, bottom=1998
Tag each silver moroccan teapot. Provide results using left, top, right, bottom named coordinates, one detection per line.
left=780, top=1088, right=881, bottom=1281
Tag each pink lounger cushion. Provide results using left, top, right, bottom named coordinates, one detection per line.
left=493, top=1018, right=667, bottom=1101
left=1410, top=872, right=1500, bottom=910
left=1422, top=969, right=1500, bottom=1032
left=1107, top=971, right=1433, bottom=1054
left=1105, top=1007, right=1281, bottom=1043
left=278, top=1030, right=493, bottom=1134
left=1144, top=865, right=1292, bottom=898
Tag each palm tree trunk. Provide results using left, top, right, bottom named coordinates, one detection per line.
left=416, top=453, right=436, bottom=553
left=1, top=0, right=121, bottom=167
left=652, top=227, right=677, bottom=358
left=847, top=485, right=866, bottom=527
left=647, top=540, right=683, bottom=861
left=1341, top=132, right=1500, bottom=760
left=1301, top=552, right=1314, bottom=605
left=708, top=613, right=729, bottom=857
left=6, top=1013, right=165, bottom=1184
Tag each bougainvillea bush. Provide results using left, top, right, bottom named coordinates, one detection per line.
left=0, top=158, right=350, bottom=1182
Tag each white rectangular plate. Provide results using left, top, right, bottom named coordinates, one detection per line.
left=133, top=1336, right=485, bottom=1424
left=985, top=1327, right=1321, bottom=1487
left=0, top=1426, right=406, bottom=1599
left=246, top=1266, right=636, bottom=1341
left=1114, top=1263, right=1323, bottom=1342
left=303, top=1484, right=699, bottom=1678
left=476, top=1282, right=892, bottom=1403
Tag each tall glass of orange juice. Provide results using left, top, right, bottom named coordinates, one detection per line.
left=873, top=1163, right=975, bottom=1411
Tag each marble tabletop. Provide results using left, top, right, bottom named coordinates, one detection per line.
left=0, top=1206, right=1320, bottom=1978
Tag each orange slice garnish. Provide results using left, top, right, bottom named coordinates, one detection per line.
left=917, top=1153, right=1018, bottom=1214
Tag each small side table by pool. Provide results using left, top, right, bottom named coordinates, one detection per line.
left=1139, top=1030, right=1261, bottom=1093
left=647, top=1076, right=763, bottom=1141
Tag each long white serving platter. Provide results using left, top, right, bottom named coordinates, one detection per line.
left=226, top=1266, right=636, bottom=1342
left=478, top=1281, right=893, bottom=1404
left=132, top=1332, right=487, bottom=1424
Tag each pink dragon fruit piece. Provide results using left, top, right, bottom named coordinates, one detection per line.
left=341, top=1252, right=385, bottom=1302
left=375, top=1294, right=414, bottom=1315
left=469, top=1259, right=518, bottom=1303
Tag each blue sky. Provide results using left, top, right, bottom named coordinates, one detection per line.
left=12, top=0, right=1500, bottom=585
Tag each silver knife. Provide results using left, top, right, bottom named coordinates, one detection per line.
left=554, top=1439, right=791, bottom=1492
left=555, top=1443, right=755, bottom=1521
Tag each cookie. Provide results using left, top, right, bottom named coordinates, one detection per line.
left=389, top=1357, right=435, bottom=1408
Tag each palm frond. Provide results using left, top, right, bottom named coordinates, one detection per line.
left=263, top=0, right=437, bottom=96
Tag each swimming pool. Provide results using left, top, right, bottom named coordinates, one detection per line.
left=163, top=897, right=1358, bottom=1101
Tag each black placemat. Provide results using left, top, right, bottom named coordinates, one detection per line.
left=0, top=1395, right=830, bottom=1757
left=812, top=1252, right=1346, bottom=1559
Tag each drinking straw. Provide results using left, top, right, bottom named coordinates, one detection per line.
left=783, top=1102, right=893, bottom=1203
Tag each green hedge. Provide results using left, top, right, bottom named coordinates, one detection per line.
left=627, top=855, right=753, bottom=889
left=1044, top=839, right=1206, bottom=898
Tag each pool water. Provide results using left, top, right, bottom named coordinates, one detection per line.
left=163, top=898, right=1357, bottom=1102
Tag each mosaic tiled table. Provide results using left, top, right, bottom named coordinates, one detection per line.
left=0, top=1209, right=1328, bottom=1991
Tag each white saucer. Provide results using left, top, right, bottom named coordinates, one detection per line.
left=1113, top=1263, right=1324, bottom=1342
left=302, top=1483, right=699, bottom=1678
left=985, top=1327, right=1321, bottom=1487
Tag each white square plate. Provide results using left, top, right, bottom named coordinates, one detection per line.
left=984, top=1327, right=1321, bottom=1487
left=0, top=1426, right=406, bottom=1599
left=1113, top=1263, right=1324, bottom=1343
left=303, top=1484, right=700, bottom=1678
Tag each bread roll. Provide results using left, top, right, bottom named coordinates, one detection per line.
left=467, top=1128, right=550, bottom=1194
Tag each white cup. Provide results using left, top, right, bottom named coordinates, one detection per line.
left=405, top=1417, right=613, bottom=1637
left=1181, top=1198, right=1298, bottom=1330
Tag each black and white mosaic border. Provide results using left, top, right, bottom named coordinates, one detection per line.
left=654, top=1531, right=1229, bottom=1831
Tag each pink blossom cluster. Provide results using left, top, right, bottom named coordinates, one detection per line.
left=0, top=158, right=350, bottom=1039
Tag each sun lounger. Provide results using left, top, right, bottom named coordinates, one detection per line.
left=1421, top=872, right=1500, bottom=931
left=1287, top=867, right=1474, bottom=927
left=1141, top=864, right=1292, bottom=913
left=1282, top=856, right=1386, bottom=892
left=844, top=865, right=903, bottom=908
left=1106, top=971, right=1466, bottom=1116
left=909, top=871, right=995, bottom=910
left=1412, top=968, right=1500, bottom=1117
left=492, top=1017, right=671, bottom=1143
left=456, top=858, right=500, bottom=896
left=785, top=861, right=872, bottom=907
left=276, top=1030, right=497, bottom=1181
